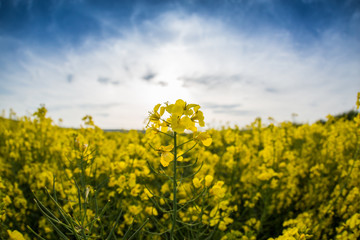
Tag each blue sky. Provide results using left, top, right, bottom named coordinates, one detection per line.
left=0, top=0, right=359, bottom=129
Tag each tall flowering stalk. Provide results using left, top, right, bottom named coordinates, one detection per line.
left=145, top=99, right=212, bottom=239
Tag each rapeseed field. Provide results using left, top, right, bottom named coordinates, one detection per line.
left=1, top=95, right=359, bottom=239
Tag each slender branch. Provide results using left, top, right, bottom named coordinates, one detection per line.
left=179, top=143, right=198, bottom=158
left=170, top=132, right=177, bottom=239
left=158, top=130, right=174, bottom=138
left=177, top=138, right=194, bottom=148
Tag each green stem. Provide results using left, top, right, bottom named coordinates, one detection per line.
left=177, top=138, right=194, bottom=148
left=170, top=132, right=178, bottom=239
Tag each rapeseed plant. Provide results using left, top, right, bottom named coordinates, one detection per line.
left=145, top=99, right=227, bottom=239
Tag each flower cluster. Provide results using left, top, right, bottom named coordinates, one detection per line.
left=146, top=99, right=212, bottom=167
left=147, top=99, right=205, bottom=133
left=146, top=99, right=211, bottom=146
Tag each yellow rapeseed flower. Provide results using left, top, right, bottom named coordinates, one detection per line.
left=145, top=206, right=158, bottom=216
left=7, top=230, right=26, bottom=240
left=211, top=181, right=226, bottom=198
left=205, top=175, right=213, bottom=187
left=129, top=205, right=142, bottom=215
left=193, top=177, right=202, bottom=188
left=147, top=103, right=165, bottom=128
left=194, top=132, right=212, bottom=146
left=191, top=105, right=205, bottom=127
left=3, top=195, right=12, bottom=206
left=146, top=99, right=207, bottom=133
left=156, top=145, right=174, bottom=167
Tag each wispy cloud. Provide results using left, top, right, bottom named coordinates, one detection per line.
left=205, top=103, right=242, bottom=110
left=78, top=102, right=122, bottom=109
left=203, top=103, right=253, bottom=116
left=97, top=77, right=120, bottom=85
left=142, top=72, right=157, bottom=81
left=66, top=74, right=74, bottom=83
left=213, top=109, right=254, bottom=116
left=264, top=87, right=278, bottom=93
left=48, top=102, right=122, bottom=111
left=179, top=74, right=246, bottom=89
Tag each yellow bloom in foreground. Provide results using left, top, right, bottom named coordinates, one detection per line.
left=257, top=168, right=278, bottom=181
left=147, top=103, right=165, bottom=128
left=7, top=230, right=26, bottom=240
left=145, top=126, right=159, bottom=138
left=170, top=115, right=197, bottom=133
left=145, top=206, right=158, bottom=216
left=194, top=132, right=212, bottom=146
left=157, top=145, right=174, bottom=167
left=219, top=221, right=227, bottom=231
left=193, top=177, right=202, bottom=188
left=146, top=99, right=206, bottom=133
left=144, top=188, right=153, bottom=198
left=166, top=99, right=198, bottom=117
left=210, top=181, right=226, bottom=198
left=191, top=105, right=205, bottom=127
left=3, top=195, right=12, bottom=206
left=205, top=175, right=214, bottom=187
left=129, top=205, right=142, bottom=215
left=168, top=99, right=186, bottom=116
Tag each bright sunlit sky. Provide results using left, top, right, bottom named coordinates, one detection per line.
left=0, top=0, right=359, bottom=129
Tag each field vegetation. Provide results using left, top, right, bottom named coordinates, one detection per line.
left=1, top=95, right=359, bottom=239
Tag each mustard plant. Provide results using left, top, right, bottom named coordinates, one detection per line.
left=144, top=99, right=222, bottom=239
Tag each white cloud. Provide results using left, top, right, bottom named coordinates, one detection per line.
left=0, top=10, right=359, bottom=129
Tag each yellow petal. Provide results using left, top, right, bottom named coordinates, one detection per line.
left=166, top=104, right=174, bottom=113
left=161, top=152, right=174, bottom=167
left=193, top=177, right=202, bottom=188
left=160, top=106, right=165, bottom=116
left=199, top=120, right=205, bottom=127
left=173, top=99, right=185, bottom=115
left=189, top=126, right=197, bottom=132
left=180, top=116, right=196, bottom=131
left=7, top=230, right=26, bottom=240
left=172, top=105, right=183, bottom=116
left=194, top=132, right=212, bottom=146
left=185, top=108, right=193, bottom=116
left=154, top=103, right=161, bottom=113
left=202, top=137, right=212, bottom=146
left=205, top=175, right=213, bottom=187
left=162, top=144, right=174, bottom=152
left=160, top=126, right=168, bottom=133
left=175, top=99, right=186, bottom=107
